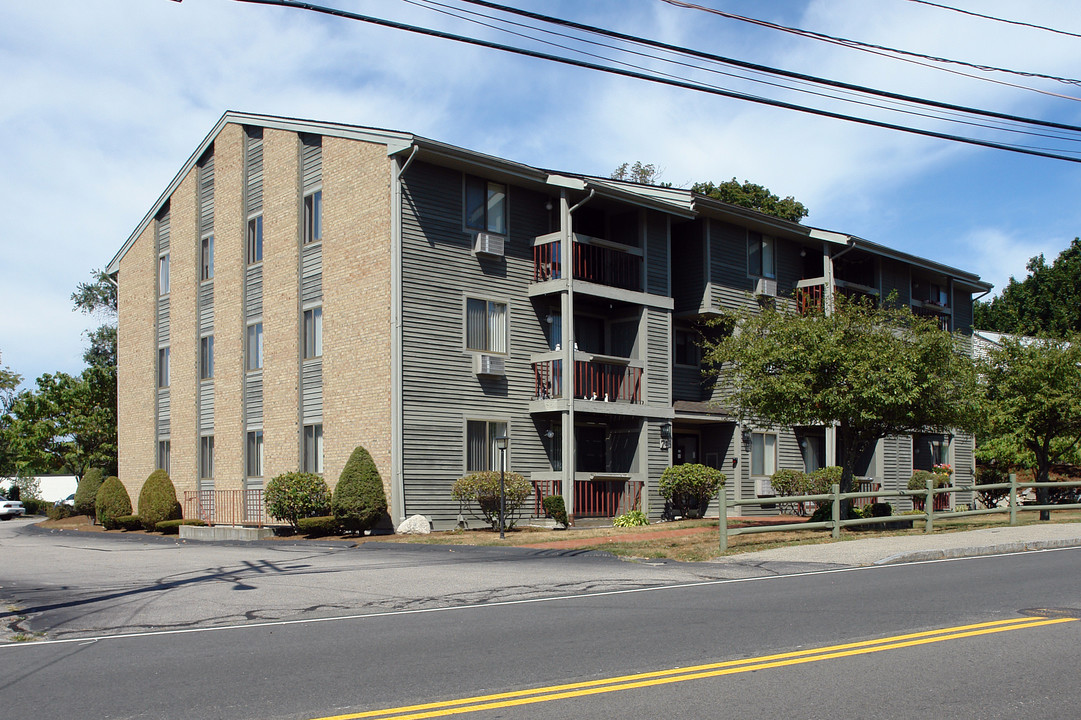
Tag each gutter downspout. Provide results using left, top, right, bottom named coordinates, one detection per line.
left=389, top=145, right=417, bottom=526
left=562, top=186, right=594, bottom=522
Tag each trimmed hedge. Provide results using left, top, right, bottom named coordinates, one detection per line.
left=332, top=446, right=388, bottom=534
left=265, top=472, right=330, bottom=531
left=659, top=464, right=726, bottom=519
left=114, top=514, right=144, bottom=532
left=155, top=519, right=207, bottom=535
left=46, top=504, right=74, bottom=521
left=451, top=471, right=532, bottom=530
left=21, top=498, right=47, bottom=515
left=75, top=468, right=104, bottom=520
left=542, top=495, right=568, bottom=528
left=96, top=476, right=132, bottom=529
left=137, top=469, right=182, bottom=531
left=297, top=515, right=341, bottom=537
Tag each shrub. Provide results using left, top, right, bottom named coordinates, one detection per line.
left=767, top=468, right=810, bottom=497
left=155, top=519, right=206, bottom=535
left=265, top=472, right=330, bottom=531
left=613, top=509, right=648, bottom=527
left=114, top=514, right=144, bottom=531
left=21, top=498, right=47, bottom=515
left=659, top=464, right=725, bottom=519
left=46, top=503, right=74, bottom=521
left=7, top=484, right=19, bottom=501
left=96, top=476, right=132, bottom=529
left=908, top=469, right=949, bottom=491
left=542, top=495, right=568, bottom=528
left=869, top=502, right=893, bottom=518
left=810, top=466, right=843, bottom=492
left=75, top=468, right=105, bottom=520
left=137, top=469, right=182, bottom=531
left=332, top=446, right=388, bottom=534
left=975, top=465, right=1010, bottom=508
left=451, top=471, right=533, bottom=530
left=297, top=515, right=341, bottom=537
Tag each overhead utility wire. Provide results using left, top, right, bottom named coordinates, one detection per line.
left=231, top=0, right=1081, bottom=164
left=901, top=0, right=1081, bottom=41
left=423, top=0, right=1081, bottom=144
left=657, top=0, right=1081, bottom=91
left=458, top=0, right=1081, bottom=133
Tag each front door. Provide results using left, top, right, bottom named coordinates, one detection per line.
left=674, top=433, right=699, bottom=465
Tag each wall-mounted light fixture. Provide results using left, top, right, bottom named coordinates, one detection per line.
left=741, top=429, right=752, bottom=445
left=660, top=422, right=673, bottom=450
left=545, top=314, right=554, bottom=324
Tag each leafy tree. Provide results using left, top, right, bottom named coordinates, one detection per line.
left=611, top=161, right=670, bottom=186
left=981, top=335, right=1081, bottom=520
left=974, top=238, right=1081, bottom=338
left=331, top=446, right=388, bottom=534
left=691, top=178, right=809, bottom=222
left=702, top=296, right=979, bottom=517
left=71, top=268, right=118, bottom=368
left=0, top=352, right=22, bottom=476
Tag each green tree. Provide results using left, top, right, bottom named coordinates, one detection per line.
left=0, top=352, right=22, bottom=476
left=974, top=238, right=1081, bottom=338
left=981, top=335, right=1081, bottom=520
left=331, top=446, right=388, bottom=534
left=691, top=178, right=809, bottom=222
left=71, top=268, right=118, bottom=368
left=702, top=296, right=979, bottom=516
left=611, top=161, right=670, bottom=186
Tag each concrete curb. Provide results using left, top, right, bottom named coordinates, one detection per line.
left=874, top=538, right=1081, bottom=565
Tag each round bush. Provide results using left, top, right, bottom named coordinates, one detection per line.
left=810, top=466, right=843, bottom=492
left=451, top=471, right=532, bottom=529
left=137, top=469, right=182, bottom=531
left=75, top=468, right=105, bottom=520
left=96, top=476, right=133, bottom=529
left=265, top=472, right=330, bottom=531
left=908, top=469, right=949, bottom=490
left=332, top=446, right=388, bottom=534
left=659, top=464, right=725, bottom=519
left=768, top=468, right=811, bottom=497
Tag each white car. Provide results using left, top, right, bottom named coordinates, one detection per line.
left=0, top=496, right=25, bottom=520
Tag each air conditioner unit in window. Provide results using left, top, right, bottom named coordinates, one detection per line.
left=754, top=278, right=778, bottom=297
left=474, top=353, right=506, bottom=377
left=755, top=477, right=776, bottom=497
left=474, top=232, right=505, bottom=257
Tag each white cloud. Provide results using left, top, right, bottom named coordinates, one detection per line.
left=956, top=228, right=1065, bottom=296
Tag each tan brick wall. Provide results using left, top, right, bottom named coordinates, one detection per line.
left=169, top=168, right=200, bottom=502
left=211, top=124, right=246, bottom=492
left=322, top=138, right=393, bottom=498
left=117, top=223, right=158, bottom=500
left=262, top=129, right=301, bottom=478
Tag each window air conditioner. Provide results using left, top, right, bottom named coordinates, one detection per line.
left=755, top=477, right=776, bottom=497
left=474, top=232, right=505, bottom=257
left=754, top=278, right=778, bottom=297
left=474, top=353, right=506, bottom=377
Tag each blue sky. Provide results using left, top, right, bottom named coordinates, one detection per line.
left=2, top=0, right=1080, bottom=387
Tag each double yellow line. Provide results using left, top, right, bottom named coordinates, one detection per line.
left=314, top=615, right=1073, bottom=720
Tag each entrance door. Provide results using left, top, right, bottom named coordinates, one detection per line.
left=674, top=433, right=699, bottom=465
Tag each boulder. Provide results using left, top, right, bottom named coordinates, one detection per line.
left=396, top=514, right=431, bottom=535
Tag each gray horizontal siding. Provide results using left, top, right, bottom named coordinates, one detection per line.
left=645, top=421, right=670, bottom=520
left=157, top=212, right=170, bottom=253
left=199, top=381, right=214, bottom=432
left=245, top=371, right=263, bottom=427
left=245, top=265, right=263, bottom=321
left=301, top=243, right=322, bottom=304
left=157, top=297, right=169, bottom=345
left=198, top=153, right=214, bottom=236
left=880, top=259, right=910, bottom=305
left=645, top=307, right=669, bottom=405
left=301, top=359, right=322, bottom=424
left=246, top=128, right=264, bottom=214
left=199, top=282, right=213, bottom=333
left=157, top=388, right=170, bottom=436
left=301, top=137, right=322, bottom=192
left=645, top=211, right=668, bottom=296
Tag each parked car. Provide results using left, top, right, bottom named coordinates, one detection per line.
left=55, top=493, right=75, bottom=507
left=0, top=495, right=26, bottom=520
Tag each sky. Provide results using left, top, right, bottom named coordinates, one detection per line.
left=2, top=0, right=1080, bottom=388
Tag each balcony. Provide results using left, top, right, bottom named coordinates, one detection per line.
left=533, top=357, right=642, bottom=404
left=533, top=233, right=643, bottom=292
left=795, top=278, right=880, bottom=315
left=531, top=478, right=644, bottom=519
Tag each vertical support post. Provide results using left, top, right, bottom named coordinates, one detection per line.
left=831, top=483, right=840, bottom=539
left=1009, top=472, right=1018, bottom=526
left=719, top=485, right=728, bottom=552
left=925, top=477, right=934, bottom=534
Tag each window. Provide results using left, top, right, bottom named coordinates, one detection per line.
left=201, top=234, right=214, bottom=281
left=466, top=419, right=508, bottom=472
left=750, top=432, right=777, bottom=476
left=200, top=335, right=214, bottom=380
left=200, top=435, right=215, bottom=480
left=674, top=329, right=699, bottom=367
left=246, top=430, right=264, bottom=478
left=247, top=216, right=263, bottom=264
left=303, top=191, right=322, bottom=244
left=466, top=298, right=507, bottom=353
left=303, top=307, right=322, bottom=359
left=465, top=176, right=507, bottom=235
left=747, top=231, right=775, bottom=279
left=157, top=439, right=170, bottom=474
left=158, top=253, right=170, bottom=295
left=157, top=347, right=170, bottom=388
left=303, top=424, right=323, bottom=473
left=246, top=323, right=263, bottom=371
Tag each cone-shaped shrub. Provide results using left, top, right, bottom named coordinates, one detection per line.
left=96, top=476, right=133, bottom=530
left=74, top=468, right=105, bottom=520
left=332, top=446, right=388, bottom=534
left=138, top=469, right=182, bottom=531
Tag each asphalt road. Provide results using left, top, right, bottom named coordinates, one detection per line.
left=2, top=518, right=1080, bottom=719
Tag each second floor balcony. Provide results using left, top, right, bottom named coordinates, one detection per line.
left=533, top=233, right=643, bottom=292
left=533, top=356, right=643, bottom=405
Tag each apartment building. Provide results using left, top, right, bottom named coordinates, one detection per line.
left=107, top=112, right=991, bottom=528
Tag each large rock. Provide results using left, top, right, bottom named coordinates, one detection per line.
left=396, top=514, right=431, bottom=535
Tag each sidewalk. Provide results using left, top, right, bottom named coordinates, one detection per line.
left=718, top=522, right=1081, bottom=567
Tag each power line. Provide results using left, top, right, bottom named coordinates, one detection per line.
left=231, top=0, right=1081, bottom=163
left=657, top=0, right=1081, bottom=90
left=901, top=0, right=1081, bottom=41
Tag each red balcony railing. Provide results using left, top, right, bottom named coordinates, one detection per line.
left=532, top=479, right=563, bottom=516
left=796, top=284, right=825, bottom=315
left=533, top=360, right=642, bottom=403
left=533, top=240, right=642, bottom=291
left=534, top=359, right=563, bottom=399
